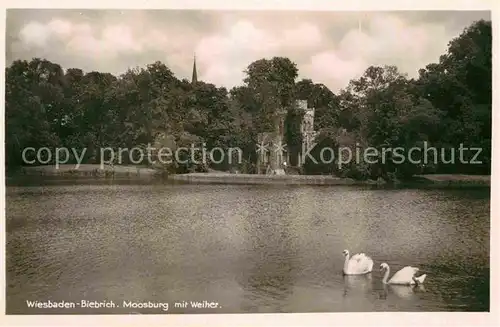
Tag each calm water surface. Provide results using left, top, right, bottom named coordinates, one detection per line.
left=6, top=182, right=490, bottom=313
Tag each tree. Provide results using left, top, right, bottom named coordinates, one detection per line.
left=244, top=57, right=298, bottom=132
left=5, top=19, right=491, bottom=179
left=417, top=19, right=491, bottom=174
left=336, top=65, right=441, bottom=180
left=6, top=59, right=62, bottom=167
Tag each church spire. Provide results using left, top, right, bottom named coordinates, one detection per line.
left=191, top=54, right=198, bottom=84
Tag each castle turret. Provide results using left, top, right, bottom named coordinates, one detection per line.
left=298, top=100, right=317, bottom=166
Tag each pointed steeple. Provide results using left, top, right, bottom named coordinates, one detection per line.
left=191, top=54, right=198, bottom=84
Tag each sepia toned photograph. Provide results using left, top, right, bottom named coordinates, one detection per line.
left=4, top=7, right=492, bottom=318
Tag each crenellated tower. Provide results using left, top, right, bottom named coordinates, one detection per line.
left=298, top=100, right=317, bottom=166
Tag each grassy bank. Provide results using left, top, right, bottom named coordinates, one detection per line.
left=8, top=165, right=491, bottom=188
left=10, top=164, right=158, bottom=177
left=407, top=174, right=490, bottom=188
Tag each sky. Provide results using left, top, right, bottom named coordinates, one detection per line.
left=6, top=10, right=490, bottom=92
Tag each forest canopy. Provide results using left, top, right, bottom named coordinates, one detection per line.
left=5, top=19, right=492, bottom=180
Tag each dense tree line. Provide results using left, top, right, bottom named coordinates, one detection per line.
left=5, top=20, right=491, bottom=180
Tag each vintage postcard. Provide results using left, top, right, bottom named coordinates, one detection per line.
left=2, top=0, right=498, bottom=326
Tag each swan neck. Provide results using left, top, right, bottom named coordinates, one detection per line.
left=343, top=254, right=350, bottom=272
left=382, top=266, right=390, bottom=284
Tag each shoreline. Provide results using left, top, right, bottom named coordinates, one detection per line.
left=7, top=165, right=491, bottom=189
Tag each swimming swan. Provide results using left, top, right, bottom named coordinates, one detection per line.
left=342, top=249, right=374, bottom=275
left=379, top=263, right=427, bottom=285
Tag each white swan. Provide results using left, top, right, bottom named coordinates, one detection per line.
left=342, top=249, right=374, bottom=275
left=380, top=263, right=427, bottom=285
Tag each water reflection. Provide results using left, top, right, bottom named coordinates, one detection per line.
left=237, top=189, right=298, bottom=312
left=383, top=284, right=426, bottom=300
left=6, top=184, right=490, bottom=313
left=343, top=274, right=373, bottom=297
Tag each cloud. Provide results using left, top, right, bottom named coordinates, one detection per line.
left=19, top=22, right=51, bottom=47
left=306, top=51, right=367, bottom=91
left=303, top=13, right=449, bottom=90
left=195, top=20, right=326, bottom=88
left=7, top=10, right=489, bottom=93
left=20, top=19, right=145, bottom=59
left=195, top=13, right=449, bottom=91
left=283, top=23, right=323, bottom=48
left=195, top=20, right=279, bottom=87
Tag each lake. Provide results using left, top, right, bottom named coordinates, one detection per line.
left=5, top=181, right=490, bottom=313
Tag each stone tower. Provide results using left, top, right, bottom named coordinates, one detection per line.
left=256, top=107, right=287, bottom=175
left=298, top=100, right=317, bottom=166
left=270, top=107, right=287, bottom=175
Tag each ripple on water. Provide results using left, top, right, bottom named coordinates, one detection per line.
left=6, top=184, right=490, bottom=313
